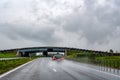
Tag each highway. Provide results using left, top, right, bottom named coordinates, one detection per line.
left=0, top=58, right=120, bottom=80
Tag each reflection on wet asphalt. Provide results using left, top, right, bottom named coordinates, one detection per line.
left=0, top=58, right=120, bottom=80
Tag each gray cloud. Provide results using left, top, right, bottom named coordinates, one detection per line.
left=59, top=0, right=120, bottom=45
left=0, top=0, right=120, bottom=51
left=0, top=23, right=59, bottom=45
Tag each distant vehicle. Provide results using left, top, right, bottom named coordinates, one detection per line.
left=52, top=55, right=64, bottom=61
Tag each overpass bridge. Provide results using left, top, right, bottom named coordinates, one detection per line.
left=17, top=47, right=67, bottom=57
left=1, top=46, right=119, bottom=57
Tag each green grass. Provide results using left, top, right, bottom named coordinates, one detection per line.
left=66, top=56, right=120, bottom=69
left=66, top=50, right=120, bottom=69
left=96, top=56, right=120, bottom=60
left=67, top=50, right=85, bottom=55
left=95, top=56, right=120, bottom=69
left=0, top=52, right=17, bottom=58
left=65, top=56, right=91, bottom=63
left=0, top=58, right=34, bottom=74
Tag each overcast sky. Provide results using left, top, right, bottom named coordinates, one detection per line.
left=0, top=0, right=120, bottom=52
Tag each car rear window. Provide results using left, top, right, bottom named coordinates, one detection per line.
left=55, top=55, right=62, bottom=59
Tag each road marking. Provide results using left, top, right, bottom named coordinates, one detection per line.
left=53, top=68, right=57, bottom=72
left=49, top=64, right=52, bottom=66
left=80, top=64, right=120, bottom=78
left=48, top=62, right=54, bottom=67
left=0, top=59, right=36, bottom=79
left=48, top=63, right=51, bottom=66
left=67, top=60, right=120, bottom=78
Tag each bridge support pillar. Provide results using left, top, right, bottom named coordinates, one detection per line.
left=17, top=50, right=24, bottom=57
left=65, top=49, right=67, bottom=56
left=17, top=51, right=20, bottom=56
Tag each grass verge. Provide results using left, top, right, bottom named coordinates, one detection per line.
left=0, top=52, right=17, bottom=58
left=65, top=56, right=120, bottom=69
left=66, top=50, right=120, bottom=69
left=0, top=58, right=35, bottom=74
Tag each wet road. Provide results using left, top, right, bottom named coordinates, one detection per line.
left=0, top=58, right=120, bottom=80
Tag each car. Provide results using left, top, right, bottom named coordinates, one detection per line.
left=52, top=55, right=64, bottom=61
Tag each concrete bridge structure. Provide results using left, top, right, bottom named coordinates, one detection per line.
left=17, top=47, right=67, bottom=57
left=1, top=46, right=119, bottom=57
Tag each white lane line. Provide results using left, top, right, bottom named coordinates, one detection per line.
left=0, top=59, right=36, bottom=79
left=49, top=64, right=52, bottom=66
left=48, top=63, right=51, bottom=67
left=48, top=62, right=54, bottom=67
left=53, top=68, right=57, bottom=72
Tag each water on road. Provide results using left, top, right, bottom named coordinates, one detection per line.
left=0, top=58, right=120, bottom=80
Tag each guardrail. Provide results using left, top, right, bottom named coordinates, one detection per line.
left=0, top=57, right=24, bottom=61
left=96, top=60, right=120, bottom=75
left=67, top=57, right=120, bottom=76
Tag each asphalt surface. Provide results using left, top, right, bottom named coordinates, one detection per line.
left=0, top=58, right=120, bottom=80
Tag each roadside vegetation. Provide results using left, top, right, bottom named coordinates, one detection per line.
left=0, top=51, right=17, bottom=58
left=0, top=58, right=34, bottom=74
left=66, top=50, right=120, bottom=69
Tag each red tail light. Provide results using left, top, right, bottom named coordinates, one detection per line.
left=52, top=58, right=57, bottom=60
left=60, top=58, right=64, bottom=60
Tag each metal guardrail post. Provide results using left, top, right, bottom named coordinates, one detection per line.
left=119, top=61, right=120, bottom=75
left=113, top=60, right=115, bottom=74
left=106, top=60, right=108, bottom=72
left=103, top=60, right=105, bottom=71
left=117, top=61, right=119, bottom=75
left=110, top=60, right=112, bottom=72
